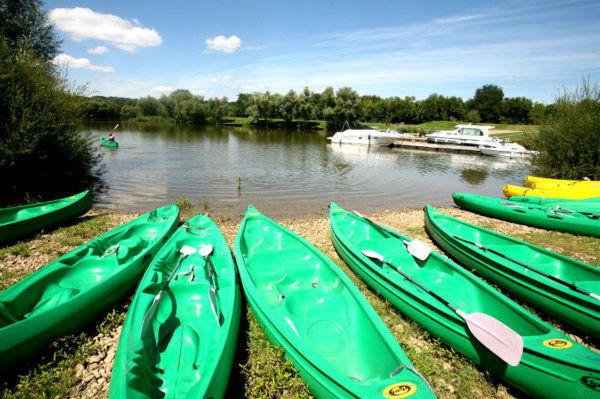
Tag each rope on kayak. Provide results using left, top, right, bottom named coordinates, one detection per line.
left=390, top=365, right=433, bottom=391
left=101, top=245, right=120, bottom=258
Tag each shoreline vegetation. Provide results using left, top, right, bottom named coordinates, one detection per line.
left=95, top=117, right=539, bottom=144
left=1, top=205, right=598, bottom=399
left=81, top=84, right=551, bottom=133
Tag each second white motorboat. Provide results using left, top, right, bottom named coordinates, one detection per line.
left=426, top=124, right=495, bottom=146
left=479, top=139, right=536, bottom=158
left=327, top=128, right=401, bottom=146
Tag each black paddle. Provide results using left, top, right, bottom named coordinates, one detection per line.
left=452, top=235, right=600, bottom=301
left=351, top=210, right=432, bottom=260
left=362, top=249, right=523, bottom=366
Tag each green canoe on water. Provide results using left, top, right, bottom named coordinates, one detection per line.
left=102, top=136, right=118, bottom=148
left=329, top=202, right=600, bottom=399
left=0, top=190, right=92, bottom=244
left=424, top=205, right=600, bottom=339
left=109, top=214, right=241, bottom=399
left=509, top=195, right=600, bottom=213
left=0, top=205, right=179, bottom=369
left=234, top=206, right=436, bottom=399
left=453, top=193, right=600, bottom=237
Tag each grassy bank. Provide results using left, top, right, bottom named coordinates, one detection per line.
left=1, top=206, right=597, bottom=399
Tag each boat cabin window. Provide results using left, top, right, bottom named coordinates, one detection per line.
left=458, top=128, right=483, bottom=136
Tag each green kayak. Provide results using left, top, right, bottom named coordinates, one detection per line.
left=0, top=190, right=92, bottom=244
left=109, top=214, right=240, bottom=399
left=0, top=205, right=179, bottom=368
left=102, top=136, right=118, bottom=148
left=453, top=193, right=600, bottom=237
left=235, top=206, right=436, bottom=399
left=330, top=202, right=600, bottom=399
left=424, top=205, right=600, bottom=339
left=509, top=195, right=600, bottom=213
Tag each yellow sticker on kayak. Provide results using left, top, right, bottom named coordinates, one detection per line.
left=69, top=196, right=78, bottom=200
left=333, top=209, right=344, bottom=213
left=543, top=338, right=573, bottom=349
left=383, top=382, right=417, bottom=398
left=249, top=212, right=259, bottom=216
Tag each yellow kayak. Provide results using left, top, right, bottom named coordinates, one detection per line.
left=524, top=176, right=600, bottom=189
left=503, top=184, right=600, bottom=199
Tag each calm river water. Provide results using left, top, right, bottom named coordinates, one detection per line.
left=85, top=122, right=531, bottom=217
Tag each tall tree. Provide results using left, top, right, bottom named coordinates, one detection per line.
left=503, top=97, right=533, bottom=124
left=0, top=0, right=61, bottom=61
left=472, top=84, right=504, bottom=123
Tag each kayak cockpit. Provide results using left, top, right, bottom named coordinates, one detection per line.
left=332, top=209, right=550, bottom=337
left=239, top=217, right=404, bottom=382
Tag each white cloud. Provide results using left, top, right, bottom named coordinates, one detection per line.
left=52, top=53, right=115, bottom=72
left=150, top=86, right=175, bottom=94
left=435, top=14, right=487, bottom=24
left=205, top=35, right=242, bottom=53
left=49, top=7, right=162, bottom=52
left=87, top=45, right=109, bottom=54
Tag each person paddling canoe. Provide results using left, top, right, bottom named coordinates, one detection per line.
left=108, top=123, right=119, bottom=141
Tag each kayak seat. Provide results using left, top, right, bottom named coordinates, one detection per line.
left=0, top=302, right=18, bottom=328
left=156, top=323, right=203, bottom=396
left=115, top=236, right=146, bottom=264
left=27, top=285, right=80, bottom=318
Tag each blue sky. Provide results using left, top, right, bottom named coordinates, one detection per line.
left=46, top=0, right=600, bottom=102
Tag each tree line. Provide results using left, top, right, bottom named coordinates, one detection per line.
left=81, top=84, right=555, bottom=131
left=1, top=0, right=103, bottom=205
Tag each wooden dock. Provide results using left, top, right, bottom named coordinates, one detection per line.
left=391, top=139, right=481, bottom=155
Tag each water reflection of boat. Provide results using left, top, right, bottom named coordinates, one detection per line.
left=328, top=142, right=398, bottom=166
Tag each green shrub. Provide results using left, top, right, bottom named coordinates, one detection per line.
left=0, top=40, right=104, bottom=205
left=529, top=80, right=600, bottom=179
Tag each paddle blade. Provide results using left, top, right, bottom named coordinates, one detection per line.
left=404, top=240, right=432, bottom=261
left=361, top=249, right=385, bottom=262
left=140, top=297, right=160, bottom=337
left=198, top=244, right=213, bottom=257
left=460, top=311, right=523, bottom=366
left=181, top=245, right=197, bottom=257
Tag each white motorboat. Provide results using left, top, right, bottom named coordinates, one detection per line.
left=327, top=129, right=401, bottom=146
left=426, top=124, right=495, bottom=146
left=479, top=140, right=536, bottom=158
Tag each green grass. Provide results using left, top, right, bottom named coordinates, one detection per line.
left=513, top=230, right=600, bottom=266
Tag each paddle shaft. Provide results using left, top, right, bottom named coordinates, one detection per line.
left=380, top=258, right=458, bottom=312
left=453, top=235, right=600, bottom=300
left=203, top=254, right=220, bottom=322
left=352, top=211, right=403, bottom=240
left=140, top=252, right=190, bottom=336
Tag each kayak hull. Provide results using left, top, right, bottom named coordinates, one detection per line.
left=234, top=206, right=436, bottom=399
left=0, top=205, right=179, bottom=369
left=424, top=205, right=600, bottom=339
left=101, top=136, right=118, bottom=148
left=0, top=190, right=92, bottom=244
left=330, top=202, right=600, bottom=399
left=504, top=184, right=599, bottom=199
left=508, top=196, right=600, bottom=213
left=454, top=192, right=600, bottom=237
left=525, top=176, right=600, bottom=188
left=109, top=214, right=240, bottom=399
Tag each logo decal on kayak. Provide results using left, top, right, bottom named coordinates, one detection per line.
left=582, top=376, right=600, bottom=391
left=543, top=338, right=573, bottom=349
left=69, top=196, right=78, bottom=200
left=383, top=382, right=417, bottom=398
left=249, top=212, right=259, bottom=216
